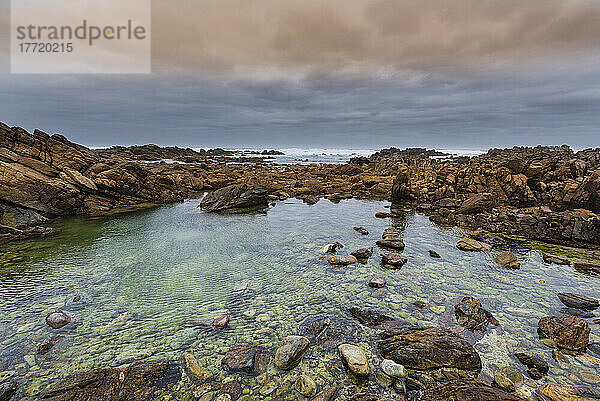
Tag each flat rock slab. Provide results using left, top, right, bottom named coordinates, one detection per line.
left=327, top=255, right=358, bottom=266
left=378, top=326, right=482, bottom=372
left=41, top=361, right=181, bottom=401
left=538, top=314, right=590, bottom=351
left=456, top=238, right=492, bottom=252
left=557, top=293, right=599, bottom=310
left=406, top=380, right=527, bottom=401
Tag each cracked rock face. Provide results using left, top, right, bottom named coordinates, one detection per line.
left=538, top=315, right=590, bottom=351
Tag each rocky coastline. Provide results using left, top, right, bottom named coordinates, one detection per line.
left=2, top=122, right=599, bottom=251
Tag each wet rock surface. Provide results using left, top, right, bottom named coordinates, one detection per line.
left=350, top=247, right=373, bottom=260
left=274, top=335, right=309, bottom=370
left=456, top=238, right=492, bottom=252
left=338, top=344, right=369, bottom=376
left=222, top=343, right=270, bottom=375
left=406, top=380, right=527, bottom=401
left=378, top=326, right=482, bottom=372
left=557, top=293, right=599, bottom=310
left=297, top=316, right=362, bottom=350
left=538, top=315, right=590, bottom=351
left=45, top=310, right=72, bottom=329
left=536, top=383, right=600, bottom=401
left=454, top=296, right=499, bottom=332
left=0, top=382, right=17, bottom=401
left=199, top=184, right=268, bottom=213
left=349, top=307, right=404, bottom=329
left=40, top=361, right=181, bottom=401
left=494, top=251, right=520, bottom=269
left=380, top=252, right=407, bottom=267
left=327, top=255, right=358, bottom=266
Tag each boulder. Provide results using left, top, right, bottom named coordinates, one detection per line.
left=454, top=296, right=499, bottom=332
left=274, top=335, right=310, bottom=370
left=378, top=326, right=482, bottom=372
left=456, top=238, right=491, bottom=252
left=353, top=226, right=369, bottom=235
left=222, top=343, right=270, bottom=375
left=457, top=193, right=495, bottom=214
left=41, top=361, right=181, bottom=400
left=557, top=293, right=599, bottom=310
left=327, top=255, right=358, bottom=266
left=45, top=310, right=71, bottom=329
left=351, top=247, right=373, bottom=260
left=338, top=344, right=369, bottom=376
left=376, top=239, right=406, bottom=250
left=199, top=184, right=267, bottom=213
left=212, top=313, right=229, bottom=329
left=538, top=315, right=590, bottom=351
left=368, top=277, right=386, bottom=288
left=381, top=252, right=407, bottom=267
left=494, top=251, right=520, bottom=269
left=321, top=242, right=344, bottom=253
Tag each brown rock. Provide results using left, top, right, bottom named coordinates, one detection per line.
left=538, top=315, right=590, bottom=351
left=457, top=238, right=492, bottom=252
left=536, top=383, right=600, bottom=401
left=381, top=252, right=407, bottom=267
left=494, top=251, right=520, bottom=269
left=454, top=296, right=499, bottom=332
left=378, top=326, right=482, bottom=372
left=222, top=343, right=270, bottom=375
left=369, top=277, right=386, bottom=288
left=212, top=313, right=229, bottom=329
left=557, top=293, right=599, bottom=310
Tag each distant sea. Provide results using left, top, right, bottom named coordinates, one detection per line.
left=228, top=147, right=487, bottom=164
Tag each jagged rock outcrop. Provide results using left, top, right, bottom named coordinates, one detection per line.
left=199, top=183, right=268, bottom=213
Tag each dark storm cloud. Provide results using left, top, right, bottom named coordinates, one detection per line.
left=1, top=0, right=600, bottom=148
left=1, top=61, right=599, bottom=149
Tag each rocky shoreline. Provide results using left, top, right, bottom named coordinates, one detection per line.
left=2, top=122, right=600, bottom=251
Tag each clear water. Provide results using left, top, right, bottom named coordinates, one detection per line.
left=1, top=198, right=599, bottom=399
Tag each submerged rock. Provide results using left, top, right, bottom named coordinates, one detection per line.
left=429, top=250, right=441, bottom=258
left=37, top=336, right=63, bottom=354
left=353, top=226, right=369, bottom=235
left=338, top=344, right=369, bottom=376
left=542, top=253, right=571, bottom=265
left=40, top=361, right=181, bottom=400
left=538, top=315, right=590, bottom=351
left=222, top=343, right=270, bottom=376
left=321, top=242, right=344, bottom=253
left=514, top=353, right=549, bottom=374
left=199, top=184, right=268, bottom=213
left=0, top=381, right=17, bottom=401
left=380, top=252, right=407, bottom=267
left=311, top=386, right=339, bottom=401
left=295, top=374, right=316, bottom=397
left=536, top=384, right=600, bottom=401
left=274, top=335, right=310, bottom=370
left=184, top=352, right=213, bottom=381
left=45, top=310, right=72, bottom=329
left=454, top=296, right=499, bottom=333
left=368, top=277, right=386, bottom=288
left=349, top=307, right=403, bottom=329
left=298, top=316, right=362, bottom=350
left=378, top=326, right=482, bottom=372
left=375, top=212, right=398, bottom=218
left=406, top=380, right=527, bottom=401
left=493, top=251, right=520, bottom=269
left=557, top=293, right=599, bottom=310
left=376, top=227, right=405, bottom=251
left=326, top=255, right=358, bottom=266
left=212, top=313, right=229, bottom=329
left=456, top=238, right=492, bottom=252
left=351, top=247, right=373, bottom=260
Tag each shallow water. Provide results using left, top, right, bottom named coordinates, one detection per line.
left=1, top=198, right=599, bottom=399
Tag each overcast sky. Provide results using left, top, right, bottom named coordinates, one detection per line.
left=1, top=0, right=599, bottom=149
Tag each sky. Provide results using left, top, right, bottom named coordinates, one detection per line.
left=1, top=0, right=600, bottom=149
